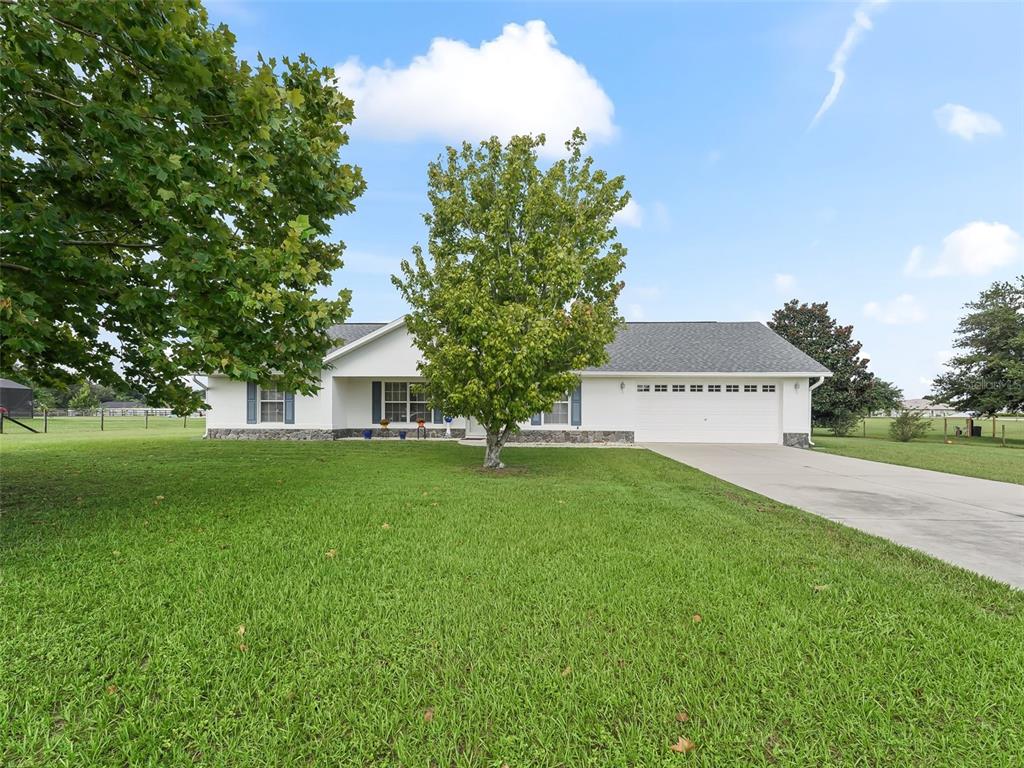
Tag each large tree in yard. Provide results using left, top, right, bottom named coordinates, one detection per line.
left=0, top=0, right=364, bottom=413
left=932, top=276, right=1024, bottom=415
left=768, top=300, right=877, bottom=435
left=393, top=131, right=628, bottom=469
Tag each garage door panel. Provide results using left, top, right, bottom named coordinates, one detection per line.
left=633, top=385, right=781, bottom=443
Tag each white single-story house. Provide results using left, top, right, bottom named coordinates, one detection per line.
left=205, top=318, right=831, bottom=446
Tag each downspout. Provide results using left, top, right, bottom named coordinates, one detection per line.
left=807, top=375, right=826, bottom=446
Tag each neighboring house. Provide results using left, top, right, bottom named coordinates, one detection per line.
left=881, top=398, right=967, bottom=418
left=0, top=378, right=34, bottom=417
left=206, top=318, right=831, bottom=447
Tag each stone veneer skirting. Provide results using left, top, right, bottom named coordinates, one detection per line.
left=783, top=432, right=811, bottom=449
left=205, top=427, right=465, bottom=441
left=505, top=429, right=634, bottom=444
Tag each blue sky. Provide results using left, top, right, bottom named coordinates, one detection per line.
left=207, top=1, right=1023, bottom=397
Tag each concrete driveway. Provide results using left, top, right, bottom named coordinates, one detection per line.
left=643, top=443, right=1023, bottom=589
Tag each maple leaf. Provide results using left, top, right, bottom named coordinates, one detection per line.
left=670, top=736, right=696, bottom=754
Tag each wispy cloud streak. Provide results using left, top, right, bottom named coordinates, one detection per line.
left=810, top=1, right=888, bottom=129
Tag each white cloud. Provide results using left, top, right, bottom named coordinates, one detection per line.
left=773, top=273, right=797, bottom=292
left=929, top=221, right=1021, bottom=277
left=903, top=245, right=924, bottom=276
left=934, top=104, right=1003, bottom=141
left=625, top=303, right=646, bottom=321
left=809, top=1, right=888, bottom=128
left=335, top=21, right=616, bottom=156
left=613, top=199, right=643, bottom=229
left=864, top=294, right=926, bottom=325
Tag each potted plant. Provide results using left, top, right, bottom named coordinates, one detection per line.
left=362, top=428, right=372, bottom=439
left=379, top=418, right=390, bottom=437
left=398, top=429, right=407, bottom=440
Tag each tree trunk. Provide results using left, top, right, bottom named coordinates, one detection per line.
left=483, top=427, right=508, bottom=469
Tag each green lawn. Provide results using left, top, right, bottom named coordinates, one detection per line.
left=811, top=417, right=1024, bottom=485
left=2, top=431, right=1022, bottom=766
left=2, top=414, right=204, bottom=435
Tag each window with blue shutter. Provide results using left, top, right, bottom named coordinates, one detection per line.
left=432, top=407, right=443, bottom=424
left=371, top=381, right=382, bottom=423
left=284, top=392, right=295, bottom=424
left=570, top=385, right=582, bottom=426
left=530, top=413, right=542, bottom=426
left=246, top=382, right=257, bottom=424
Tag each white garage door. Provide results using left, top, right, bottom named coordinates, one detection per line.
left=632, top=382, right=781, bottom=443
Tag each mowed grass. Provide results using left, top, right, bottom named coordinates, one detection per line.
left=2, top=432, right=1022, bottom=766
left=4, top=414, right=204, bottom=435
left=813, top=417, right=1024, bottom=485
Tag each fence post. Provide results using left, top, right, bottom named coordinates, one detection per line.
left=1002, top=425, right=1006, bottom=448
left=145, top=410, right=149, bottom=429
left=943, top=418, right=947, bottom=441
left=992, top=416, right=996, bottom=438
left=100, top=408, right=104, bottom=431
left=1, top=412, right=4, bottom=434
left=184, top=414, right=187, bottom=429
left=44, top=409, right=48, bottom=433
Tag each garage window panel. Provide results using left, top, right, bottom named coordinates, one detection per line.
left=671, top=384, right=685, bottom=393
left=690, top=384, right=703, bottom=392
left=762, top=384, right=776, bottom=393
left=637, top=384, right=650, bottom=393
left=726, top=384, right=739, bottom=393
left=744, top=385, right=758, bottom=392
left=708, top=384, right=722, bottom=393
left=654, top=384, right=668, bottom=393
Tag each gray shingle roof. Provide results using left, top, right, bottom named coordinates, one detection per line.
left=327, top=323, right=388, bottom=353
left=325, top=320, right=830, bottom=374
left=586, top=322, right=831, bottom=374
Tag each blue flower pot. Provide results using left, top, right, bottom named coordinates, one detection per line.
left=362, top=429, right=372, bottom=440
left=398, top=430, right=407, bottom=440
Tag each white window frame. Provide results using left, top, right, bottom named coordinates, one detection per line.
left=543, top=395, right=570, bottom=425
left=381, top=381, right=434, bottom=424
left=259, top=383, right=285, bottom=423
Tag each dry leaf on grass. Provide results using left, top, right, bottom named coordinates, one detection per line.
left=692, top=613, right=702, bottom=623
left=675, top=711, right=689, bottom=723
left=670, top=736, right=696, bottom=754
left=813, top=584, right=830, bottom=592
left=237, top=624, right=246, bottom=637
left=105, top=684, right=118, bottom=695
left=325, top=549, right=337, bottom=558
left=423, top=707, right=434, bottom=723
left=381, top=522, right=391, bottom=530
left=561, top=665, right=572, bottom=677
left=238, top=643, right=248, bottom=652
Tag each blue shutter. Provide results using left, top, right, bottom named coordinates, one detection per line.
left=284, top=392, right=295, bottom=424
left=371, top=381, right=382, bottom=423
left=530, top=413, right=542, bottom=426
left=432, top=407, right=443, bottom=424
left=246, top=382, right=257, bottom=424
left=570, top=384, right=582, bottom=426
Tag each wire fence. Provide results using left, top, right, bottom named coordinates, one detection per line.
left=0, top=410, right=205, bottom=435
left=815, top=416, right=1024, bottom=448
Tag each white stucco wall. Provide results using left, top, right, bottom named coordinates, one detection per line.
left=205, top=323, right=822, bottom=440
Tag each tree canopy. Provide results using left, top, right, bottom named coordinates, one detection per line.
left=393, top=131, right=628, bottom=468
left=768, top=299, right=879, bottom=435
left=932, top=276, right=1024, bottom=415
left=0, top=0, right=364, bottom=413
